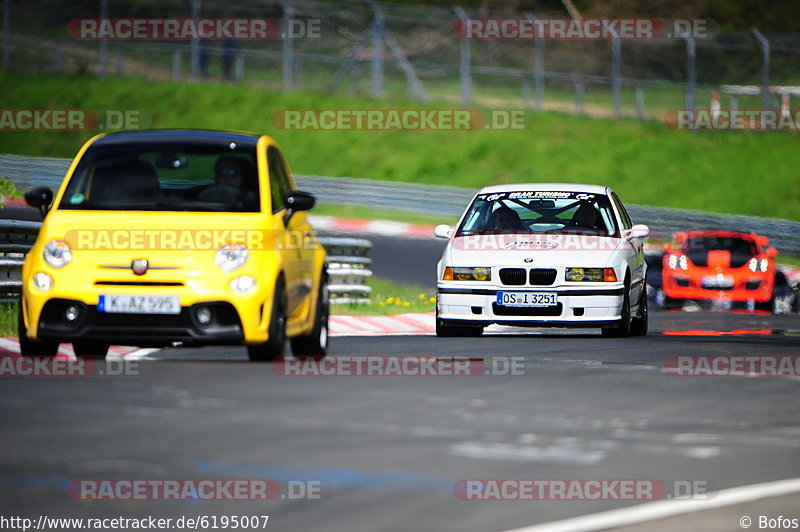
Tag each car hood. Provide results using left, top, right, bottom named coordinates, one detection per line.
left=446, top=234, right=625, bottom=268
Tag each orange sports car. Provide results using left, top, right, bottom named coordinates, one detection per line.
left=662, top=230, right=778, bottom=311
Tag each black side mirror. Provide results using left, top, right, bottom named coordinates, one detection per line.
left=25, top=187, right=54, bottom=217
left=283, top=190, right=315, bottom=225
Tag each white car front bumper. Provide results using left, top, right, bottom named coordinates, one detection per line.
left=437, top=284, right=625, bottom=327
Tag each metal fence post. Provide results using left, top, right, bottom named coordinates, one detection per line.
left=369, top=3, right=384, bottom=99
left=114, top=46, right=122, bottom=75
left=280, top=0, right=294, bottom=91
left=454, top=6, right=471, bottom=105
left=53, top=43, right=62, bottom=74
left=525, top=13, right=544, bottom=111
left=683, top=32, right=696, bottom=113
left=190, top=0, right=200, bottom=80
left=730, top=94, right=738, bottom=111
left=98, top=0, right=109, bottom=77
left=574, top=80, right=584, bottom=114
left=751, top=28, right=770, bottom=110
left=2, top=0, right=9, bottom=68
left=635, top=85, right=644, bottom=118
left=611, top=37, right=621, bottom=119
left=172, top=51, right=181, bottom=80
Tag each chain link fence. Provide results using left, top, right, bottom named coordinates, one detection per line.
left=3, top=154, right=800, bottom=256
left=3, top=1, right=800, bottom=118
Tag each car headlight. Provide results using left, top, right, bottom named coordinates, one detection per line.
left=215, top=243, right=249, bottom=271
left=566, top=267, right=617, bottom=282
left=678, top=255, right=688, bottom=271
left=43, top=239, right=72, bottom=268
left=760, top=259, right=768, bottom=273
left=668, top=255, right=678, bottom=270
left=442, top=267, right=491, bottom=281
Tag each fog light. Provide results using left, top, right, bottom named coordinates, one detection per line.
left=196, top=307, right=212, bottom=325
left=65, top=304, right=79, bottom=322
left=33, top=272, right=53, bottom=291
left=230, top=275, right=257, bottom=295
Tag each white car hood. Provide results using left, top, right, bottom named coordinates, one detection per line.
left=447, top=234, right=625, bottom=268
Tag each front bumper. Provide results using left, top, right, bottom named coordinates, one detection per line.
left=662, top=272, right=773, bottom=302
left=34, top=298, right=245, bottom=346
left=437, top=285, right=625, bottom=328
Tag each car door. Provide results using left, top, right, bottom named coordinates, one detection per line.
left=611, top=191, right=646, bottom=303
left=267, top=146, right=312, bottom=320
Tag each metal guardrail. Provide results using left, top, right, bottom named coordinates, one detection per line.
left=3, top=154, right=800, bottom=256
left=0, top=220, right=373, bottom=304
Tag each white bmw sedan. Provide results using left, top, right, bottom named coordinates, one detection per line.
left=434, top=184, right=649, bottom=337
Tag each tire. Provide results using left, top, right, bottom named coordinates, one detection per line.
left=248, top=279, right=287, bottom=362
left=630, top=284, right=648, bottom=336
left=291, top=275, right=329, bottom=360
left=755, top=293, right=775, bottom=313
left=72, top=341, right=109, bottom=359
left=602, top=280, right=632, bottom=338
left=435, top=310, right=483, bottom=337
left=17, top=300, right=58, bottom=358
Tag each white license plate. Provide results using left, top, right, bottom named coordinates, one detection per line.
left=497, top=292, right=558, bottom=307
left=702, top=275, right=734, bottom=289
left=98, top=295, right=181, bottom=314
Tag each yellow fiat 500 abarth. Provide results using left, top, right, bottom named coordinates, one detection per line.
left=20, top=130, right=328, bottom=361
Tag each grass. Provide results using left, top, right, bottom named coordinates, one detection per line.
left=0, top=302, right=17, bottom=336
left=0, top=179, right=23, bottom=199
left=332, top=276, right=435, bottom=316
left=1, top=73, right=799, bottom=222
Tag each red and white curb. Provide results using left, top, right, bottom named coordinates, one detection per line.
left=309, top=215, right=436, bottom=239
left=329, top=312, right=435, bottom=336
left=0, top=338, right=148, bottom=358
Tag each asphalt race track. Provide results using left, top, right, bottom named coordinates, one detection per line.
left=3, top=300, right=800, bottom=531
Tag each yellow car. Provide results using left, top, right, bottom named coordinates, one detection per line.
left=19, top=130, right=328, bottom=361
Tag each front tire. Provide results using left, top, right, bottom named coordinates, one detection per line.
left=291, top=275, right=329, bottom=360
left=630, top=284, right=648, bottom=336
left=602, top=281, right=632, bottom=338
left=17, top=300, right=58, bottom=358
left=435, top=310, right=483, bottom=337
left=248, top=279, right=287, bottom=362
left=72, top=341, right=109, bottom=359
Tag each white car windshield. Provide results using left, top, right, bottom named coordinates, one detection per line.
left=457, top=191, right=619, bottom=237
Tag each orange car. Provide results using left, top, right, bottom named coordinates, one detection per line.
left=662, top=230, right=778, bottom=310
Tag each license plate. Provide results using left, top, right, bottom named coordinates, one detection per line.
left=702, top=275, right=734, bottom=289
left=98, top=295, right=181, bottom=314
left=497, top=292, right=558, bottom=307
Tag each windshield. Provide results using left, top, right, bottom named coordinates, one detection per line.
left=59, top=141, right=260, bottom=212
left=457, top=191, right=619, bottom=237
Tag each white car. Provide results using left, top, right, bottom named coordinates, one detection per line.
left=434, top=183, right=649, bottom=337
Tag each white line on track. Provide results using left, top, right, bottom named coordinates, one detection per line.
left=499, top=477, right=800, bottom=532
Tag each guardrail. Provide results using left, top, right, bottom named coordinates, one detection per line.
left=3, top=154, right=800, bottom=256
left=0, top=221, right=373, bottom=304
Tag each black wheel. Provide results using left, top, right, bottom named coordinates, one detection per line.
left=435, top=310, right=483, bottom=337
left=755, top=293, right=775, bottom=313
left=17, top=300, right=58, bottom=358
left=248, top=279, right=287, bottom=362
left=291, top=274, right=329, bottom=360
left=602, top=280, right=631, bottom=338
left=630, top=284, right=648, bottom=336
left=72, top=341, right=109, bottom=359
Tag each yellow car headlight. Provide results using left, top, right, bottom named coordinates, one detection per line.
left=566, top=267, right=617, bottom=282
left=43, top=239, right=72, bottom=268
left=443, top=267, right=491, bottom=281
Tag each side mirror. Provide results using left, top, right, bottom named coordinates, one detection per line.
left=434, top=224, right=453, bottom=239
left=766, top=247, right=778, bottom=258
left=626, top=224, right=649, bottom=240
left=25, top=187, right=54, bottom=217
left=283, top=190, right=315, bottom=225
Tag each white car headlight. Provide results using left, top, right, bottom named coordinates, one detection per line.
left=43, top=239, right=72, bottom=268
left=759, top=259, right=768, bottom=273
left=230, top=275, right=257, bottom=295
left=215, top=243, right=249, bottom=271
left=33, top=272, right=53, bottom=291
left=678, top=255, right=688, bottom=271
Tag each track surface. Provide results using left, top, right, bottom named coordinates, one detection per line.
left=3, top=310, right=800, bottom=531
